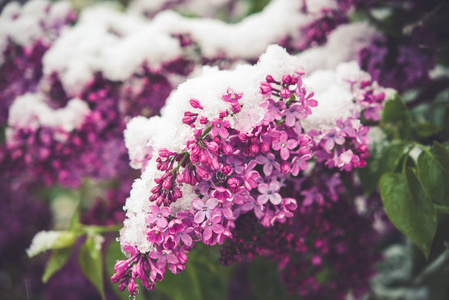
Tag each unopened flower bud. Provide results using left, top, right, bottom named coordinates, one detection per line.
left=222, top=165, right=231, bottom=174
left=223, top=144, right=233, bottom=155
left=266, top=75, right=276, bottom=83
left=260, top=142, right=270, bottom=153
left=250, top=144, right=259, bottom=154
left=280, top=88, right=291, bottom=99
left=189, top=98, right=204, bottom=109
left=199, top=116, right=208, bottom=124
left=281, top=162, right=291, bottom=174
left=159, top=148, right=171, bottom=158
left=282, top=74, right=291, bottom=85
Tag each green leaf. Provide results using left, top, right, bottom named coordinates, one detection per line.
left=417, top=142, right=449, bottom=205
left=42, top=247, right=73, bottom=283
left=78, top=235, right=106, bottom=300
left=431, top=142, right=449, bottom=174
left=413, top=122, right=441, bottom=138
left=379, top=171, right=437, bottom=259
left=358, top=142, right=407, bottom=195
left=156, top=258, right=203, bottom=300
left=381, top=94, right=412, bottom=139
left=69, top=204, right=81, bottom=232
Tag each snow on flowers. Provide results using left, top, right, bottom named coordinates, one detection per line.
left=113, top=45, right=389, bottom=295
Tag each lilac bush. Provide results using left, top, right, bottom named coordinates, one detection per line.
left=0, top=0, right=447, bottom=299
left=113, top=45, right=389, bottom=297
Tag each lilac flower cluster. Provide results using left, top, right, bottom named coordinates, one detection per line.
left=0, top=0, right=76, bottom=125
left=358, top=28, right=437, bottom=92
left=4, top=55, right=174, bottom=188
left=112, top=49, right=387, bottom=296
left=291, top=2, right=349, bottom=51
left=220, top=170, right=380, bottom=300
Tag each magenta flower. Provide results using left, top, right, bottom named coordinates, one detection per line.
left=260, top=82, right=272, bottom=94
left=212, top=200, right=234, bottom=220
left=175, top=227, right=194, bottom=247
left=280, top=88, right=292, bottom=99
left=282, top=104, right=307, bottom=126
left=149, top=250, right=179, bottom=269
left=147, top=205, right=171, bottom=228
left=201, top=215, right=225, bottom=243
left=211, top=186, right=232, bottom=201
left=147, top=229, right=164, bottom=244
left=211, top=118, right=230, bottom=138
left=226, top=156, right=244, bottom=174
left=300, top=187, right=324, bottom=207
left=291, top=154, right=311, bottom=176
left=336, top=118, right=356, bottom=137
left=222, top=89, right=242, bottom=103
left=192, top=198, right=218, bottom=223
left=255, top=153, right=280, bottom=176
left=257, top=181, right=282, bottom=205
left=262, top=99, right=285, bottom=122
left=298, top=91, right=318, bottom=115
left=272, top=132, right=298, bottom=160
left=321, top=129, right=345, bottom=151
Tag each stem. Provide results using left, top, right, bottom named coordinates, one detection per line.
left=434, top=204, right=449, bottom=214
left=172, top=152, right=190, bottom=174
left=413, top=249, right=449, bottom=285
left=200, top=125, right=213, bottom=139
left=82, top=224, right=122, bottom=234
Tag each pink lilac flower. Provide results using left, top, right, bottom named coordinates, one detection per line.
left=211, top=118, right=230, bottom=138
left=272, top=132, right=298, bottom=160
left=192, top=198, right=218, bottom=223
left=282, top=104, right=307, bottom=126
left=255, top=153, right=280, bottom=176
left=147, top=205, right=171, bottom=228
left=202, top=215, right=225, bottom=243
left=257, top=181, right=282, bottom=205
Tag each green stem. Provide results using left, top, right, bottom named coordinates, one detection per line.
left=200, top=125, right=213, bottom=139
left=172, top=152, right=190, bottom=174
left=434, top=204, right=449, bottom=214
left=82, top=224, right=122, bottom=234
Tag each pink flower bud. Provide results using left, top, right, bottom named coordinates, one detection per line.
left=231, top=103, right=241, bottom=113
left=250, top=144, right=259, bottom=154
left=281, top=162, right=291, bottom=174
left=219, top=111, right=226, bottom=118
left=238, top=133, right=248, bottom=142
left=280, top=89, right=291, bottom=99
left=223, top=144, right=233, bottom=155
left=193, top=129, right=202, bottom=137
left=227, top=177, right=240, bottom=192
left=162, top=176, right=173, bottom=190
left=199, top=116, right=208, bottom=124
left=260, top=82, right=272, bottom=94
left=222, top=165, right=231, bottom=174
left=196, top=167, right=209, bottom=179
left=290, top=76, right=299, bottom=85
left=189, top=98, right=204, bottom=109
left=206, top=142, right=218, bottom=152
left=159, top=148, right=171, bottom=158
left=266, top=75, right=276, bottom=83
left=128, top=279, right=138, bottom=296
left=260, top=142, right=270, bottom=153
left=282, top=74, right=292, bottom=85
